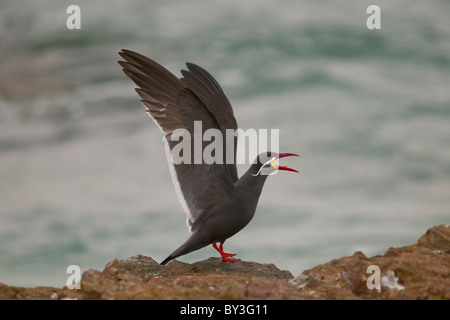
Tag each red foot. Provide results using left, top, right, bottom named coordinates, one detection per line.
left=221, top=252, right=236, bottom=257
left=212, top=242, right=239, bottom=263
left=221, top=256, right=240, bottom=263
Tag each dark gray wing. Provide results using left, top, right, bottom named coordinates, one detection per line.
left=181, top=63, right=239, bottom=182
left=118, top=49, right=235, bottom=233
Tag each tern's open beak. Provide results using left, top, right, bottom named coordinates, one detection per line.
left=270, top=153, right=299, bottom=173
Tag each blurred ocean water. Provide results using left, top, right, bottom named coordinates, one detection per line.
left=0, top=0, right=449, bottom=287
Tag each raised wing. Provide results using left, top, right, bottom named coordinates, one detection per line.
left=118, top=50, right=236, bottom=233
left=181, top=63, right=239, bottom=182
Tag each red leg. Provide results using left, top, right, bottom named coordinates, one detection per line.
left=219, top=242, right=236, bottom=257
left=212, top=242, right=239, bottom=263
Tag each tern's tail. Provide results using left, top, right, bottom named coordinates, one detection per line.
left=160, top=232, right=209, bottom=265
left=160, top=254, right=175, bottom=266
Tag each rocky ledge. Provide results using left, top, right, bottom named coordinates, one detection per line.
left=1, top=224, right=449, bottom=300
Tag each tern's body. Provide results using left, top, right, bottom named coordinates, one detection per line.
left=160, top=164, right=269, bottom=265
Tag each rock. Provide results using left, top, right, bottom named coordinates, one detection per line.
left=1, top=224, right=449, bottom=299
left=0, top=284, right=61, bottom=300
left=417, top=223, right=450, bottom=252
left=54, top=255, right=297, bottom=300
left=65, top=255, right=296, bottom=300
left=292, top=224, right=450, bottom=299
left=102, top=255, right=293, bottom=280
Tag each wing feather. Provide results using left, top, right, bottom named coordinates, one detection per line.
left=181, top=62, right=239, bottom=182
left=118, top=50, right=236, bottom=232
